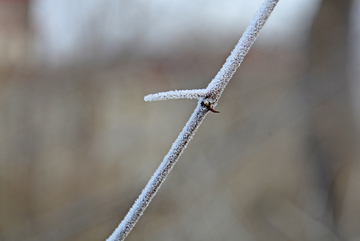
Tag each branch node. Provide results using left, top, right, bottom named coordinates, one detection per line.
left=201, top=101, right=220, bottom=113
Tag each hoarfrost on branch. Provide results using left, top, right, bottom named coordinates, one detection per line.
left=107, top=1, right=280, bottom=240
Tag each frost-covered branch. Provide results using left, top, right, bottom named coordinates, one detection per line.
left=107, top=1, right=280, bottom=240
left=144, top=89, right=210, bottom=102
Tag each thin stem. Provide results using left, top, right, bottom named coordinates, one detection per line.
left=206, top=0, right=279, bottom=104
left=107, top=101, right=209, bottom=241
left=107, top=0, right=280, bottom=240
left=144, top=89, right=210, bottom=102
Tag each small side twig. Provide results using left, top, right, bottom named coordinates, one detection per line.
left=107, top=1, right=280, bottom=240
left=144, top=89, right=210, bottom=101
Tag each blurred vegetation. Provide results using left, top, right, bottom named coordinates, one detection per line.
left=0, top=0, right=360, bottom=241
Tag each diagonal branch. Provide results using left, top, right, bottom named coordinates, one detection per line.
left=107, top=1, right=280, bottom=240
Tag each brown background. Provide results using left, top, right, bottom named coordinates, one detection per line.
left=1, top=0, right=360, bottom=241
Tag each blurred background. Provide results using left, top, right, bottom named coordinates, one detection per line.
left=1, top=0, right=360, bottom=240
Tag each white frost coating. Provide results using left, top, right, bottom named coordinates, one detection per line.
left=144, top=0, right=278, bottom=106
left=206, top=0, right=279, bottom=104
left=108, top=1, right=279, bottom=240
left=107, top=101, right=209, bottom=241
left=144, top=89, right=210, bottom=102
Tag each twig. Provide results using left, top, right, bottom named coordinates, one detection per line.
left=107, top=0, right=280, bottom=240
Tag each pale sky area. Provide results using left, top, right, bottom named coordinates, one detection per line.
left=31, top=0, right=321, bottom=64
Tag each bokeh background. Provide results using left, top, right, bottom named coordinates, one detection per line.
left=1, top=0, right=360, bottom=240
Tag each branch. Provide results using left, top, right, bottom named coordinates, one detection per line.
left=144, top=89, right=210, bottom=102
left=107, top=1, right=280, bottom=240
